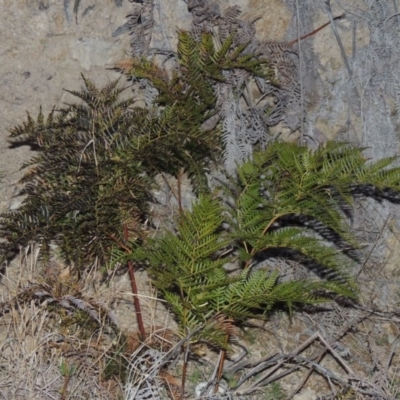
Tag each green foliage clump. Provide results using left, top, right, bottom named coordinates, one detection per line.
left=230, top=141, right=400, bottom=282
left=0, top=77, right=152, bottom=265
left=132, top=194, right=348, bottom=348
left=0, top=31, right=267, bottom=266
left=130, top=141, right=400, bottom=348
left=261, top=382, right=287, bottom=400
left=115, top=30, right=274, bottom=189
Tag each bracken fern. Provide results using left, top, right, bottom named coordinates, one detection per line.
left=131, top=140, right=400, bottom=349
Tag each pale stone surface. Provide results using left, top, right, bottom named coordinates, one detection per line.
left=293, top=387, right=318, bottom=400
left=234, top=0, right=292, bottom=41
left=311, top=1, right=369, bottom=141
left=313, top=1, right=369, bottom=71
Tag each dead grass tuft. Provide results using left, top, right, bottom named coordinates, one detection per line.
left=0, top=245, right=126, bottom=399
left=0, top=244, right=187, bottom=400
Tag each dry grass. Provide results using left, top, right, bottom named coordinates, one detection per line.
left=0, top=303, right=123, bottom=399
left=1, top=238, right=400, bottom=400
left=0, top=246, right=125, bottom=399
left=0, top=243, right=196, bottom=400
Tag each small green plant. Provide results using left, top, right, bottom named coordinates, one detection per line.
left=102, top=334, right=130, bottom=382
left=188, top=369, right=202, bottom=385
left=59, top=359, right=77, bottom=400
left=132, top=194, right=348, bottom=349
left=261, top=382, right=287, bottom=399
left=228, top=140, right=400, bottom=286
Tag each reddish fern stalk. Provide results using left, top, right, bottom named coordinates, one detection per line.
left=123, top=224, right=146, bottom=340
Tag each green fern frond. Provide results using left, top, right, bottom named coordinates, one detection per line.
left=123, top=135, right=400, bottom=350
left=134, top=193, right=359, bottom=349
left=119, top=57, right=170, bottom=95
left=177, top=30, right=198, bottom=68
left=211, top=34, right=233, bottom=65
left=224, top=140, right=400, bottom=296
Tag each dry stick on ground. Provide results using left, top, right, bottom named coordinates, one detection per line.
left=215, top=348, right=226, bottom=394
left=198, top=351, right=225, bottom=398
left=235, top=331, right=358, bottom=396
left=287, top=311, right=371, bottom=399
left=180, top=338, right=191, bottom=400
left=356, top=213, right=390, bottom=280
left=179, top=323, right=217, bottom=399
left=235, top=320, right=386, bottom=397
left=234, top=336, right=321, bottom=393
left=125, top=325, right=203, bottom=399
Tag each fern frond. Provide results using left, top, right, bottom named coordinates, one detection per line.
left=134, top=193, right=361, bottom=349
left=224, top=140, right=400, bottom=301
left=177, top=30, right=198, bottom=68
left=1, top=77, right=152, bottom=266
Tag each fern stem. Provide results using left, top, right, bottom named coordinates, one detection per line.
left=107, top=229, right=146, bottom=341
left=177, top=168, right=184, bottom=214
left=181, top=341, right=190, bottom=400
left=128, top=260, right=146, bottom=339
left=123, top=224, right=146, bottom=340
left=244, top=213, right=285, bottom=268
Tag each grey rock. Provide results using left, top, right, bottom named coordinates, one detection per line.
left=8, top=196, right=24, bottom=211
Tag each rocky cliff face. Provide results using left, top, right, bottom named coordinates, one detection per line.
left=1, top=0, right=394, bottom=197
